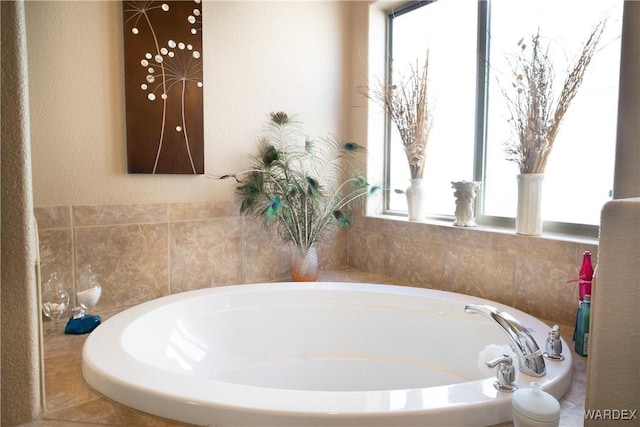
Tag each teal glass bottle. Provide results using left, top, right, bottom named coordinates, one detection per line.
left=575, top=295, right=591, bottom=357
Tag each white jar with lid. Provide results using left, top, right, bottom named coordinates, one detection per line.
left=511, top=382, right=561, bottom=427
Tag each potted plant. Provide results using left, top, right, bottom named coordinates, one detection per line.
left=360, top=54, right=434, bottom=220
left=499, top=23, right=605, bottom=235
left=217, top=112, right=375, bottom=281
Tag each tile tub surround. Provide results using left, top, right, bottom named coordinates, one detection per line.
left=34, top=202, right=348, bottom=314
left=22, top=267, right=586, bottom=427
left=30, top=202, right=595, bottom=425
left=348, top=215, right=597, bottom=326
left=35, top=202, right=597, bottom=327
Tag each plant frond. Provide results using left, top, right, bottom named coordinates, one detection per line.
left=264, top=197, right=282, bottom=225
left=333, top=210, right=352, bottom=228
left=230, top=112, right=372, bottom=247
left=306, top=176, right=320, bottom=198
left=360, top=52, right=433, bottom=179
left=343, top=142, right=365, bottom=153
left=260, top=144, right=279, bottom=167
left=305, top=138, right=314, bottom=153
left=270, top=111, right=290, bottom=125
left=500, top=21, right=605, bottom=174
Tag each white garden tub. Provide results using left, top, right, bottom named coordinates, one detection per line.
left=82, top=282, right=572, bottom=426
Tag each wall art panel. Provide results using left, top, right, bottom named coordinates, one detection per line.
left=122, top=0, right=204, bottom=174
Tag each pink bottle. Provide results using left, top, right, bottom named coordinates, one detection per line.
left=578, top=251, right=594, bottom=301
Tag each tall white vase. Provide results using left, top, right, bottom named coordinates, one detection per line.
left=406, top=178, right=426, bottom=221
left=516, top=174, right=544, bottom=235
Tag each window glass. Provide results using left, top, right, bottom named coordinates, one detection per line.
left=484, top=0, right=623, bottom=225
left=388, top=1, right=478, bottom=215
left=386, top=0, right=623, bottom=229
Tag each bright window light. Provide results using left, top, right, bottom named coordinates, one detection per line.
left=386, top=0, right=623, bottom=231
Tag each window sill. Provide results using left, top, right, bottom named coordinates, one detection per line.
left=367, top=213, right=599, bottom=246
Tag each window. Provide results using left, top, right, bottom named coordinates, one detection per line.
left=385, top=0, right=623, bottom=234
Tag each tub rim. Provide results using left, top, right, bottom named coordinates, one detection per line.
left=81, top=282, right=572, bottom=424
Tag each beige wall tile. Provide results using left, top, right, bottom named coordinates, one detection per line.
left=316, top=230, right=348, bottom=270
left=169, top=200, right=238, bottom=221
left=239, top=219, right=349, bottom=283
left=387, top=236, right=445, bottom=289
left=73, top=204, right=168, bottom=226
left=435, top=224, right=493, bottom=249
left=35, top=206, right=71, bottom=229
left=39, top=228, right=74, bottom=297
left=514, top=257, right=578, bottom=325
left=243, top=221, right=290, bottom=283
left=351, top=215, right=391, bottom=234
left=347, top=229, right=388, bottom=276
left=443, top=246, right=516, bottom=307
left=75, top=224, right=170, bottom=310
left=356, top=216, right=598, bottom=322
left=384, top=218, right=430, bottom=239
left=492, top=232, right=578, bottom=264
left=170, top=218, right=243, bottom=292
left=34, top=201, right=598, bottom=328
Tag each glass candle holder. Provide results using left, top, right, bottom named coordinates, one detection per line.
left=41, top=272, right=70, bottom=333
left=76, top=264, right=102, bottom=314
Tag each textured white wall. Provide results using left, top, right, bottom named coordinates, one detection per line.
left=1, top=2, right=42, bottom=424
left=26, top=0, right=351, bottom=206
left=585, top=1, right=640, bottom=421
left=585, top=198, right=640, bottom=423
left=613, top=1, right=640, bottom=199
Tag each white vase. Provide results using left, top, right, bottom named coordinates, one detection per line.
left=516, top=174, right=544, bottom=235
left=406, top=178, right=426, bottom=221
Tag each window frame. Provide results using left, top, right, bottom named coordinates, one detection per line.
left=383, top=0, right=602, bottom=238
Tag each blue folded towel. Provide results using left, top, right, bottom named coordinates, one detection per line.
left=65, top=312, right=101, bottom=334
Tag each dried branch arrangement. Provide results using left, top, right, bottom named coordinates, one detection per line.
left=359, top=54, right=434, bottom=179
left=501, top=21, right=606, bottom=174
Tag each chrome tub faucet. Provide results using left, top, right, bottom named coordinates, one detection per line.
left=465, top=303, right=546, bottom=378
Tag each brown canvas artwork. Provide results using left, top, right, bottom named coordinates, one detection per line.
left=122, top=0, right=204, bottom=174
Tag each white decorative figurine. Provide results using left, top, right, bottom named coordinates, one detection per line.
left=451, top=181, right=481, bottom=227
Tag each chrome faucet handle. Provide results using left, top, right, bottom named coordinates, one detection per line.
left=543, top=324, right=565, bottom=361
left=486, top=353, right=518, bottom=392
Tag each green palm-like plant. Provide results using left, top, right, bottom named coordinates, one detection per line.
left=224, top=112, right=376, bottom=251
